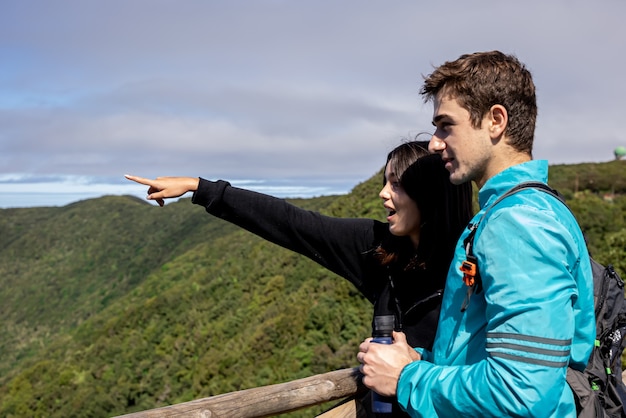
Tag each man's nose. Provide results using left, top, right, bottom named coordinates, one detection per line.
left=428, top=135, right=446, bottom=153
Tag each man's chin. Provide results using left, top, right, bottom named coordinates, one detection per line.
left=449, top=178, right=463, bottom=186
left=447, top=170, right=462, bottom=184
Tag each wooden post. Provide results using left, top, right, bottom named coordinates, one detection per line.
left=114, top=367, right=366, bottom=418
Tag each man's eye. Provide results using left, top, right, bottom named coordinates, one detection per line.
left=433, top=123, right=452, bottom=136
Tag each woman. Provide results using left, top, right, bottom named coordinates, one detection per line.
left=125, top=141, right=473, bottom=415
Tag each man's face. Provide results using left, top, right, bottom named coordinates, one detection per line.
left=428, top=94, right=494, bottom=188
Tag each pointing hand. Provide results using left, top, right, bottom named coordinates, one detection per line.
left=124, top=175, right=199, bottom=207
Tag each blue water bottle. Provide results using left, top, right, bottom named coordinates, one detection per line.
left=371, top=314, right=395, bottom=415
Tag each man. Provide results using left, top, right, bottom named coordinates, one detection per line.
left=357, top=51, right=595, bottom=417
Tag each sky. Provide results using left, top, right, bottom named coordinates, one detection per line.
left=1, top=0, right=625, bottom=208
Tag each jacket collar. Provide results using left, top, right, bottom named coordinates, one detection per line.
left=477, top=160, right=549, bottom=210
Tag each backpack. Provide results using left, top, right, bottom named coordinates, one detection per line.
left=459, top=181, right=626, bottom=418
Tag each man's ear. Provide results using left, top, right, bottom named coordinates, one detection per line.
left=489, top=104, right=508, bottom=139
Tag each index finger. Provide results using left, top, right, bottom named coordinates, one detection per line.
left=124, top=174, right=153, bottom=186
left=359, top=337, right=373, bottom=352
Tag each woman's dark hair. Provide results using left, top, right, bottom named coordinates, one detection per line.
left=376, top=140, right=473, bottom=269
left=384, top=141, right=431, bottom=186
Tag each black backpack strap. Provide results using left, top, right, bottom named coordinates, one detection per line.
left=460, top=181, right=561, bottom=312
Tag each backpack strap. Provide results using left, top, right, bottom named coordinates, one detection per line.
left=460, top=181, right=561, bottom=312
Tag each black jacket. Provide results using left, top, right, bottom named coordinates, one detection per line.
left=192, top=178, right=449, bottom=350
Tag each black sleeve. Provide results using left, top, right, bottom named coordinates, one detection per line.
left=191, top=178, right=387, bottom=295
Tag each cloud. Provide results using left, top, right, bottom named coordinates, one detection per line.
left=0, top=0, right=625, bottom=207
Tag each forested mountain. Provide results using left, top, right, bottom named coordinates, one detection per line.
left=1, top=160, right=625, bottom=417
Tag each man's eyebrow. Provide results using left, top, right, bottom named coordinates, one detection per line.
left=432, top=114, right=448, bottom=126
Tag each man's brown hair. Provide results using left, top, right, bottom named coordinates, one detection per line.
left=420, top=51, right=537, bottom=155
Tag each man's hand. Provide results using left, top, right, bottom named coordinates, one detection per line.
left=357, top=331, right=418, bottom=396
left=125, top=175, right=200, bottom=207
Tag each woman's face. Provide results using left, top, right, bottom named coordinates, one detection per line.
left=379, top=163, right=422, bottom=248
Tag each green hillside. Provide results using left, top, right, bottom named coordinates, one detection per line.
left=0, top=161, right=625, bottom=417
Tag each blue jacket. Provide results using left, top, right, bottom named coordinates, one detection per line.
left=396, top=160, right=595, bottom=417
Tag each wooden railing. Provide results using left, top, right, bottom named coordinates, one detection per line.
left=113, top=368, right=626, bottom=417
left=113, top=367, right=367, bottom=418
